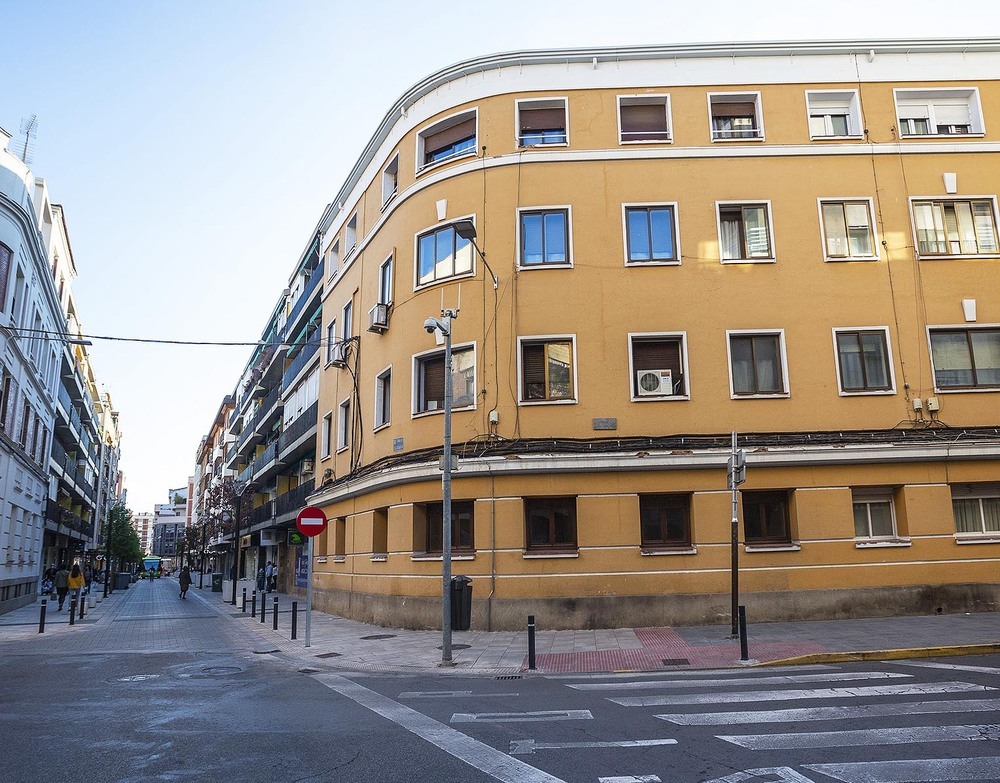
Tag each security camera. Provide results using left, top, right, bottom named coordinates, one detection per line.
left=424, top=317, right=438, bottom=334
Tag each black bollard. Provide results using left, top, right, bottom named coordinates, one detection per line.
left=251, top=590, right=257, bottom=618
left=527, top=615, right=536, bottom=671
left=291, top=601, right=298, bottom=640
left=39, top=599, right=47, bottom=634
left=79, top=593, right=86, bottom=619
left=242, top=588, right=247, bottom=613
left=738, top=605, right=749, bottom=661
left=69, top=598, right=77, bottom=626
left=260, top=594, right=267, bottom=624
left=272, top=597, right=278, bottom=631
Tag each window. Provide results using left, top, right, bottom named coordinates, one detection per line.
left=378, top=256, right=393, bottom=306
left=345, top=214, right=357, bottom=255
left=519, top=338, right=575, bottom=403
left=375, top=368, right=391, bottom=429
left=912, top=199, right=999, bottom=257
left=728, top=331, right=788, bottom=397
left=425, top=501, right=474, bottom=553
left=630, top=334, right=687, bottom=398
left=618, top=95, right=671, bottom=143
left=517, top=99, right=568, bottom=146
left=519, top=208, right=570, bottom=267
left=624, top=205, right=678, bottom=264
left=337, top=399, right=350, bottom=452
left=418, top=110, right=477, bottom=169
left=372, top=508, right=388, bottom=558
left=341, top=301, right=353, bottom=340
left=742, top=491, right=790, bottom=545
left=416, top=224, right=473, bottom=286
left=929, top=328, right=1000, bottom=390
left=709, top=93, right=763, bottom=140
left=640, top=494, right=691, bottom=549
left=834, top=329, right=893, bottom=394
left=894, top=88, right=984, bottom=136
left=414, top=346, right=475, bottom=414
left=320, top=412, right=332, bottom=458
left=820, top=200, right=877, bottom=260
left=952, top=484, right=1000, bottom=535
left=806, top=91, right=861, bottom=138
left=525, top=497, right=577, bottom=551
left=327, top=240, right=340, bottom=278
left=853, top=490, right=897, bottom=539
left=0, top=243, right=10, bottom=313
left=326, top=320, right=338, bottom=364
left=718, top=203, right=773, bottom=261
left=382, top=155, right=399, bottom=206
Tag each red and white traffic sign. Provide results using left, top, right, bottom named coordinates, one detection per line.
left=296, top=505, right=328, bottom=537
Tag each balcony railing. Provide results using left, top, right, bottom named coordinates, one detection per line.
left=252, top=441, right=278, bottom=475
left=281, top=339, right=319, bottom=391
left=275, top=478, right=315, bottom=516
left=250, top=498, right=275, bottom=528
left=284, top=261, right=324, bottom=334
left=279, top=401, right=318, bottom=454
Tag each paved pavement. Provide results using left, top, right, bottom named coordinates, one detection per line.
left=2, top=577, right=997, bottom=674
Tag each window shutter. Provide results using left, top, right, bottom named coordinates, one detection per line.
left=620, top=103, right=668, bottom=138
left=421, top=356, right=445, bottom=408
left=522, top=343, right=545, bottom=398
left=0, top=244, right=10, bottom=313
left=711, top=101, right=754, bottom=117
left=520, top=107, right=565, bottom=130
left=632, top=340, right=680, bottom=372
left=933, top=103, right=971, bottom=126
left=423, top=118, right=476, bottom=156
left=897, top=103, right=930, bottom=120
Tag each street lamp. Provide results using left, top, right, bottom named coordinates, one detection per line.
left=230, top=481, right=258, bottom=605
left=451, top=219, right=498, bottom=290
left=423, top=310, right=458, bottom=665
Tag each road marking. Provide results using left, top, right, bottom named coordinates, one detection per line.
left=452, top=710, right=593, bottom=723
left=398, top=690, right=520, bottom=699
left=313, top=673, right=567, bottom=783
left=718, top=724, right=1000, bottom=750
left=656, top=697, right=1000, bottom=724
left=569, top=671, right=909, bottom=690
left=805, top=756, right=1000, bottom=782
left=609, top=681, right=992, bottom=707
left=598, top=776, right=661, bottom=783
left=510, top=738, right=677, bottom=755
left=544, top=665, right=835, bottom=680
left=894, top=660, right=1000, bottom=675
left=701, top=768, right=819, bottom=783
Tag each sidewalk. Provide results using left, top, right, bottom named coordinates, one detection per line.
left=2, top=579, right=997, bottom=674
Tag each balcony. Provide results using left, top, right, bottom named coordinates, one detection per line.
left=278, top=401, right=318, bottom=459
left=284, top=261, right=324, bottom=334
left=281, top=338, right=319, bottom=391
left=275, top=478, right=315, bottom=517
left=252, top=441, right=278, bottom=478
left=249, top=498, right=275, bottom=528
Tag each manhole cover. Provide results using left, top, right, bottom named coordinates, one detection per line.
left=360, top=634, right=396, bottom=640
left=117, top=674, right=160, bottom=682
left=315, top=652, right=342, bottom=659
left=298, top=667, right=323, bottom=674
left=661, top=658, right=691, bottom=666
left=436, top=644, right=471, bottom=650
left=201, top=666, right=242, bottom=675
left=253, top=649, right=280, bottom=655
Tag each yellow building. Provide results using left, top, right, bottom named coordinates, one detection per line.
left=306, top=39, right=1000, bottom=630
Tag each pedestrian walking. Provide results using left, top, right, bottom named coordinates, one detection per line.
left=256, top=565, right=266, bottom=593
left=67, top=563, right=86, bottom=605
left=264, top=561, right=274, bottom=593
left=178, top=566, right=192, bottom=599
left=54, top=564, right=71, bottom=610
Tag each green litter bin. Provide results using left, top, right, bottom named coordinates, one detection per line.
left=211, top=573, right=224, bottom=592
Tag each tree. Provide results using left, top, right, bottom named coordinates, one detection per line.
left=106, top=502, right=142, bottom=572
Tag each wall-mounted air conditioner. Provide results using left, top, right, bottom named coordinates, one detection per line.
left=636, top=369, right=673, bottom=397
left=330, top=342, right=347, bottom=367
left=260, top=529, right=279, bottom=546
left=368, top=303, right=390, bottom=333
left=301, top=459, right=315, bottom=474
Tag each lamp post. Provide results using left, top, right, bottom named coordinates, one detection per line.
left=231, top=481, right=258, bottom=605
left=452, top=219, right=498, bottom=290
left=423, top=310, right=458, bottom=665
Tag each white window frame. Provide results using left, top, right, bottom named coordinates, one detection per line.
left=951, top=483, right=1000, bottom=539
left=381, top=154, right=399, bottom=208
left=909, top=196, right=1000, bottom=259
left=336, top=398, right=350, bottom=453
left=344, top=213, right=358, bottom=257
left=516, top=334, right=579, bottom=406
left=893, top=87, right=985, bottom=138
left=325, top=319, right=338, bottom=365
left=411, top=341, right=477, bottom=418
left=326, top=238, right=340, bottom=280
left=516, top=205, right=573, bottom=269
left=378, top=255, right=394, bottom=306
left=627, top=332, right=690, bottom=401
left=341, top=300, right=353, bottom=340
left=926, top=323, right=1000, bottom=393
left=725, top=329, right=790, bottom=399
left=707, top=91, right=764, bottom=142
left=416, top=108, right=478, bottom=174
left=852, top=489, right=898, bottom=541
left=515, top=97, right=569, bottom=148
left=831, top=326, right=896, bottom=396
left=716, top=200, right=775, bottom=263
left=374, top=366, right=392, bottom=431
left=817, top=198, right=880, bottom=262
left=320, top=411, right=333, bottom=459
left=805, top=90, right=862, bottom=139
left=617, top=94, right=672, bottom=144
left=622, top=202, right=681, bottom=267
left=412, top=216, right=477, bottom=291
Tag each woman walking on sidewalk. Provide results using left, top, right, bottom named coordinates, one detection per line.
left=67, top=563, right=86, bottom=606
left=178, top=566, right=192, bottom=599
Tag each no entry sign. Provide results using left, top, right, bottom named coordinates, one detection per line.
left=295, top=505, right=328, bottom=537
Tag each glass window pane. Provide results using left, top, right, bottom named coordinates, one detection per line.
left=845, top=203, right=873, bottom=256
left=868, top=502, right=895, bottom=537
left=455, top=234, right=472, bottom=274
left=731, top=337, right=754, bottom=393
left=853, top=504, right=870, bottom=537
left=720, top=212, right=742, bottom=260
left=953, top=201, right=978, bottom=254
left=983, top=498, right=1000, bottom=532
left=522, top=214, right=543, bottom=265
left=931, top=332, right=974, bottom=387
left=452, top=349, right=476, bottom=407
left=837, top=333, right=865, bottom=390
left=435, top=227, right=455, bottom=279
left=627, top=209, right=651, bottom=261
left=953, top=499, right=982, bottom=534
left=830, top=114, right=849, bottom=135
left=744, top=207, right=770, bottom=257
left=809, top=115, right=828, bottom=136
left=546, top=342, right=573, bottom=399
left=970, top=331, right=1000, bottom=386
left=914, top=203, right=945, bottom=254
left=861, top=332, right=889, bottom=389
left=649, top=208, right=675, bottom=260
left=753, top=336, right=781, bottom=393
left=544, top=212, right=567, bottom=263
left=418, top=234, right=436, bottom=284
left=972, top=201, right=998, bottom=253
left=823, top=203, right=848, bottom=257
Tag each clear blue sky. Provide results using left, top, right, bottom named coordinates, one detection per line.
left=1, top=0, right=993, bottom=513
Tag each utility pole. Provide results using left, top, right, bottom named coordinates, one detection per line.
left=727, top=432, right=746, bottom=637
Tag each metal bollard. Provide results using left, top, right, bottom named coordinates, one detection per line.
left=291, top=601, right=298, bottom=640
left=272, top=597, right=278, bottom=631
left=39, top=599, right=47, bottom=634
left=251, top=590, right=257, bottom=618
left=260, top=594, right=267, bottom=624
left=738, top=605, right=750, bottom=662
left=79, top=594, right=86, bottom=619
left=527, top=615, right=536, bottom=670
left=69, top=598, right=77, bottom=626
left=242, top=588, right=247, bottom=613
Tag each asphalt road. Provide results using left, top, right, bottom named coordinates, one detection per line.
left=2, top=579, right=999, bottom=783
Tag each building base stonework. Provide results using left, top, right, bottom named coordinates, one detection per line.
left=311, top=583, right=1000, bottom=632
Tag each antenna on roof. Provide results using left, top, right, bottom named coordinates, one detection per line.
left=12, top=115, right=38, bottom=165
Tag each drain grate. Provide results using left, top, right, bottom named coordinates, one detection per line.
left=314, top=652, right=342, bottom=659
left=437, top=644, right=471, bottom=650
left=360, top=634, right=397, bottom=640
left=496, top=675, right=523, bottom=680
left=661, top=658, right=691, bottom=666
left=253, top=649, right=280, bottom=655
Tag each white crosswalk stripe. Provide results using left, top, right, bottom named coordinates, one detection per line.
left=569, top=671, right=910, bottom=691
left=804, top=756, right=1000, bottom=782
left=718, top=723, right=1000, bottom=750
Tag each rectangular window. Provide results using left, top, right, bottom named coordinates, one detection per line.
left=520, top=338, right=575, bottom=402
left=834, top=329, right=892, bottom=393
left=375, top=368, right=391, bottom=429
left=952, top=484, right=1000, bottom=535
left=710, top=93, right=763, bottom=140
left=625, top=205, right=678, bottom=264
left=820, top=200, right=876, bottom=259
left=520, top=208, right=569, bottom=267
left=718, top=203, right=773, bottom=261
left=378, top=256, right=393, bottom=306
left=806, top=91, right=860, bottom=138
left=0, top=371, right=11, bottom=432
left=418, top=110, right=477, bottom=169
left=742, top=491, right=790, bottom=545
left=415, top=346, right=475, bottom=413
left=912, top=199, right=999, bottom=257
left=853, top=490, right=897, bottom=539
left=342, top=301, right=353, bottom=340
left=517, top=99, right=568, bottom=146
left=639, top=494, right=691, bottom=549
left=895, top=89, right=983, bottom=136
left=630, top=334, right=686, bottom=398
left=417, top=224, right=473, bottom=286
left=345, top=214, right=358, bottom=255
left=425, top=501, right=474, bottom=553
left=0, top=243, right=10, bottom=314
left=326, top=320, right=338, bottom=363
left=372, top=508, right=388, bottom=557
left=337, top=399, right=350, bottom=452
left=328, top=240, right=340, bottom=277
left=321, top=412, right=332, bottom=458
left=728, top=331, right=787, bottom=397
left=618, top=95, right=671, bottom=143
left=382, top=155, right=399, bottom=206
left=525, top=497, right=577, bottom=551
left=929, top=328, right=1000, bottom=389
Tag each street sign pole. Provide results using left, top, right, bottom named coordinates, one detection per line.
left=306, top=533, right=313, bottom=647
left=296, top=505, right=327, bottom=649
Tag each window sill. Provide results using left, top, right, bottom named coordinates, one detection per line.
left=721, top=258, right=776, bottom=265
left=933, top=387, right=1000, bottom=394
left=373, top=422, right=390, bottom=434
left=517, top=262, right=573, bottom=271
left=745, top=543, right=800, bottom=553
left=518, top=141, right=569, bottom=149
left=711, top=136, right=765, bottom=143
left=316, top=556, right=328, bottom=563
left=917, top=253, right=1000, bottom=261
left=518, top=398, right=578, bottom=407
left=955, top=535, right=1000, bottom=545
left=809, top=134, right=864, bottom=141
left=370, top=555, right=387, bottom=563
left=411, top=554, right=476, bottom=561
left=335, top=446, right=348, bottom=454
left=619, top=138, right=672, bottom=145
left=381, top=193, right=397, bottom=211
left=320, top=454, right=332, bottom=462
left=641, top=547, right=697, bottom=556
left=333, top=556, right=346, bottom=563
left=855, top=538, right=911, bottom=548
left=416, top=150, right=478, bottom=176
left=900, top=132, right=985, bottom=140
left=625, top=259, right=681, bottom=267
left=731, top=392, right=790, bottom=400
left=412, top=403, right=476, bottom=419
left=523, top=551, right=579, bottom=559
left=631, top=395, right=689, bottom=403
left=838, top=389, right=896, bottom=397
left=414, top=270, right=476, bottom=293
left=824, top=256, right=880, bottom=263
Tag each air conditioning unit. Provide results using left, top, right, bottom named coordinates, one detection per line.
left=368, top=303, right=390, bottom=333
left=329, top=342, right=347, bottom=367
left=301, top=459, right=315, bottom=474
left=636, top=369, right=673, bottom=397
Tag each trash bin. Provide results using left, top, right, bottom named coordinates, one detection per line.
left=211, top=573, right=224, bottom=592
left=450, top=575, right=472, bottom=631
left=115, top=572, right=131, bottom=590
